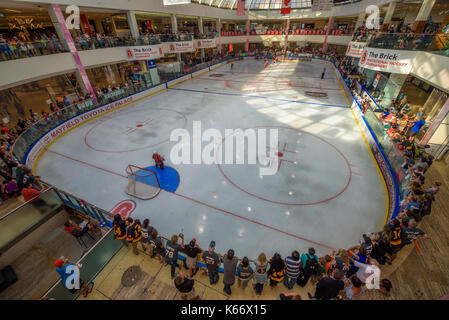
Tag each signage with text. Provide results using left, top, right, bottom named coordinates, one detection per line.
left=346, top=41, right=368, bottom=58
left=359, top=47, right=415, bottom=74
left=126, top=45, right=163, bottom=61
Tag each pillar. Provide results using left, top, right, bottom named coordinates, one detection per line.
left=50, top=4, right=97, bottom=102
left=322, top=16, right=333, bottom=54
left=198, top=16, right=205, bottom=60
left=382, top=73, right=407, bottom=108
left=355, top=12, right=366, bottom=29
left=127, top=11, right=140, bottom=39
left=412, top=0, right=436, bottom=33
left=47, top=5, right=68, bottom=50
left=171, top=14, right=181, bottom=61
left=381, top=1, right=396, bottom=31
left=75, top=69, right=90, bottom=95
left=171, top=14, right=178, bottom=33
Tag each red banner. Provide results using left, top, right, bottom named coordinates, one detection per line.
left=281, top=0, right=291, bottom=15
left=237, top=0, right=246, bottom=16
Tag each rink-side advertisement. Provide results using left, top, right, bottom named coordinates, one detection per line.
left=25, top=86, right=165, bottom=169
left=358, top=47, right=416, bottom=74
left=125, top=45, right=164, bottom=60
left=346, top=41, right=367, bottom=58
left=351, top=99, right=397, bottom=220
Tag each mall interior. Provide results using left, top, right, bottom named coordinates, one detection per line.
left=0, top=0, right=448, bottom=301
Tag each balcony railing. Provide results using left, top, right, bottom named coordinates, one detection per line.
left=367, top=32, right=449, bottom=57
left=11, top=55, right=235, bottom=163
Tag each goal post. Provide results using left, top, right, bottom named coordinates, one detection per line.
left=125, top=165, right=161, bottom=200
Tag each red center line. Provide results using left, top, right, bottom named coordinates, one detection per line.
left=195, top=77, right=341, bottom=91
left=45, top=149, right=336, bottom=250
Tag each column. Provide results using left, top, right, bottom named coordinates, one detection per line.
left=283, top=18, right=290, bottom=54
left=321, top=16, right=333, bottom=54
left=382, top=73, right=407, bottom=108
left=47, top=5, right=68, bottom=50
left=127, top=11, right=140, bottom=39
left=198, top=16, right=205, bottom=60
left=355, top=12, right=366, bottom=29
left=50, top=4, right=97, bottom=102
left=171, top=14, right=181, bottom=61
left=382, top=1, right=396, bottom=31
left=412, top=0, right=436, bottom=33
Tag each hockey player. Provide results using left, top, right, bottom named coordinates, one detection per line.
left=230, top=63, right=234, bottom=70
left=264, top=60, right=268, bottom=68
left=152, top=152, right=165, bottom=170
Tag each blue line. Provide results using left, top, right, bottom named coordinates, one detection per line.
left=353, top=98, right=400, bottom=221
left=168, top=87, right=349, bottom=109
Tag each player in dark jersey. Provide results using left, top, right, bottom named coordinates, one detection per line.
left=149, top=228, right=165, bottom=262
left=387, top=219, right=402, bottom=261
left=112, top=214, right=128, bottom=247
left=126, top=218, right=142, bottom=255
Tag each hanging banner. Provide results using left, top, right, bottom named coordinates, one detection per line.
left=281, top=0, right=291, bottom=15
left=237, top=0, right=246, bottom=17
left=372, top=73, right=381, bottom=89
left=51, top=4, right=97, bottom=102
left=195, top=39, right=217, bottom=49
left=147, top=59, right=157, bottom=69
left=163, top=41, right=195, bottom=53
left=359, top=47, right=416, bottom=74
left=346, top=41, right=368, bottom=58
left=125, top=45, right=163, bottom=60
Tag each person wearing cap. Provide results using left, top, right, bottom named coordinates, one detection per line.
left=54, top=258, right=93, bottom=297
left=182, top=238, right=203, bottom=277
left=202, top=241, right=221, bottom=285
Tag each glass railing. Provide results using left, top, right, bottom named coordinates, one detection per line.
left=351, top=30, right=377, bottom=42
left=11, top=55, right=234, bottom=163
left=43, top=229, right=123, bottom=300
left=0, top=33, right=213, bottom=62
left=367, top=32, right=449, bottom=57
left=0, top=188, right=62, bottom=253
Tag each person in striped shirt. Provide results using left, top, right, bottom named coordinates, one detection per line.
left=284, top=251, right=301, bottom=289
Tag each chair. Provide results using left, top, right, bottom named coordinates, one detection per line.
left=74, top=230, right=94, bottom=248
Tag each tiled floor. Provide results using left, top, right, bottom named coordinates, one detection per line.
left=80, top=161, right=449, bottom=301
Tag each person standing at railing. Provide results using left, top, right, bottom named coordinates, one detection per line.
left=126, top=217, right=142, bottom=255
left=112, top=213, right=128, bottom=247
left=21, top=182, right=56, bottom=213
left=54, top=258, right=93, bottom=298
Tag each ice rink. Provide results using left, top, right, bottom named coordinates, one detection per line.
left=36, top=59, right=387, bottom=257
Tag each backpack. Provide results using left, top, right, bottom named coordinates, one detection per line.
left=304, top=254, right=318, bottom=274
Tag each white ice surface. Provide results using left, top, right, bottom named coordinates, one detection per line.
left=36, top=60, right=387, bottom=258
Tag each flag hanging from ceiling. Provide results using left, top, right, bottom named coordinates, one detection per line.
left=281, top=0, right=291, bottom=15
left=237, top=0, right=246, bottom=16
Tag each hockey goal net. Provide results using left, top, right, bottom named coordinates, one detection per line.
left=125, top=165, right=161, bottom=200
